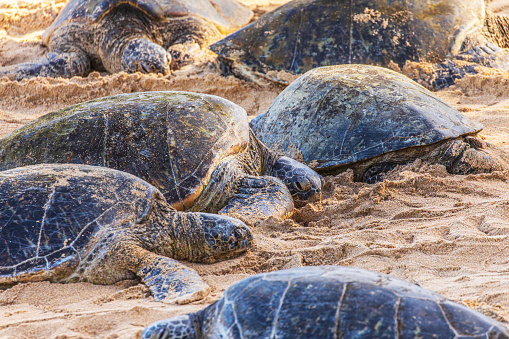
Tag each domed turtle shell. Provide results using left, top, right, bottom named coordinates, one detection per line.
left=212, top=266, right=508, bottom=337
left=209, top=0, right=485, bottom=76
left=0, top=91, right=249, bottom=211
left=143, top=265, right=509, bottom=338
left=0, top=164, right=158, bottom=281
left=42, top=0, right=253, bottom=44
left=250, top=65, right=483, bottom=173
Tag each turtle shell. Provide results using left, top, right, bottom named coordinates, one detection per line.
left=209, top=0, right=485, bottom=75
left=42, top=0, right=253, bottom=44
left=0, top=164, right=158, bottom=283
left=202, top=266, right=508, bottom=337
left=0, top=91, right=249, bottom=211
left=250, top=65, right=483, bottom=172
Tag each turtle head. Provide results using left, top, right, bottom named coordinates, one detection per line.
left=122, top=38, right=170, bottom=75
left=271, top=156, right=323, bottom=205
left=199, top=213, right=253, bottom=263
left=142, top=314, right=200, bottom=339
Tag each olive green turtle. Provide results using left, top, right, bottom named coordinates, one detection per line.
left=0, top=164, right=252, bottom=304
left=209, top=0, right=509, bottom=89
left=142, top=266, right=509, bottom=338
left=0, top=91, right=322, bottom=224
left=0, top=0, right=253, bottom=80
left=250, top=65, right=508, bottom=183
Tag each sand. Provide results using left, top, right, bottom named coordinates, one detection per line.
left=2, top=0, right=509, bottom=338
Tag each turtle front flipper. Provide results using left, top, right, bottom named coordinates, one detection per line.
left=136, top=210, right=254, bottom=303
left=219, top=176, right=294, bottom=226
left=136, top=251, right=209, bottom=304
left=0, top=51, right=91, bottom=80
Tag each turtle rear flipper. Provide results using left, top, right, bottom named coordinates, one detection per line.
left=136, top=251, right=210, bottom=304
left=219, top=176, right=294, bottom=226
left=0, top=52, right=91, bottom=80
left=428, top=137, right=509, bottom=174
left=360, top=137, right=509, bottom=182
left=428, top=43, right=509, bottom=90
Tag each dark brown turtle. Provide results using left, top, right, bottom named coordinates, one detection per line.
left=142, top=266, right=509, bottom=338
left=250, top=65, right=508, bottom=183
left=0, top=0, right=252, bottom=80
left=209, top=0, right=509, bottom=89
left=0, top=91, right=322, bottom=225
left=0, top=164, right=252, bottom=304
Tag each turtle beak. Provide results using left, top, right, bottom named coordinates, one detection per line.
left=291, top=174, right=323, bottom=207
left=121, top=39, right=171, bottom=75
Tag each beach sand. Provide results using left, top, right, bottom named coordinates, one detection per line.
left=2, top=0, right=509, bottom=338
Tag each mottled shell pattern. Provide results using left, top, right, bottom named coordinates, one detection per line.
left=0, top=164, right=158, bottom=282
left=250, top=65, right=483, bottom=172
left=43, top=0, right=253, bottom=44
left=210, top=0, right=485, bottom=74
left=199, top=266, right=508, bottom=338
left=0, top=91, right=249, bottom=211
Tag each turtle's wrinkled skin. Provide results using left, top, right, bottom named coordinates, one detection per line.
left=142, top=266, right=509, bottom=338
left=250, top=65, right=508, bottom=183
left=0, top=164, right=252, bottom=304
left=209, top=0, right=509, bottom=89
left=0, top=0, right=252, bottom=80
left=0, top=91, right=322, bottom=225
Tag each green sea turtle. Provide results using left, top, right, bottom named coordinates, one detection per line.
left=209, top=0, right=509, bottom=89
left=142, top=266, right=509, bottom=338
left=0, top=164, right=252, bottom=304
left=0, top=91, right=322, bottom=224
left=250, top=65, right=508, bottom=183
left=0, top=0, right=253, bottom=80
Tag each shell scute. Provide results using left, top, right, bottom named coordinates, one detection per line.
left=398, top=297, right=456, bottom=338
left=274, top=277, right=343, bottom=337
left=167, top=101, right=227, bottom=186
left=339, top=281, right=398, bottom=338
left=0, top=176, right=56, bottom=267
left=231, top=279, right=289, bottom=337
left=440, top=300, right=505, bottom=336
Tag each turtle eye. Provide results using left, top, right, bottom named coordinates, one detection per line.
left=229, top=234, right=240, bottom=250
left=294, top=177, right=311, bottom=192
